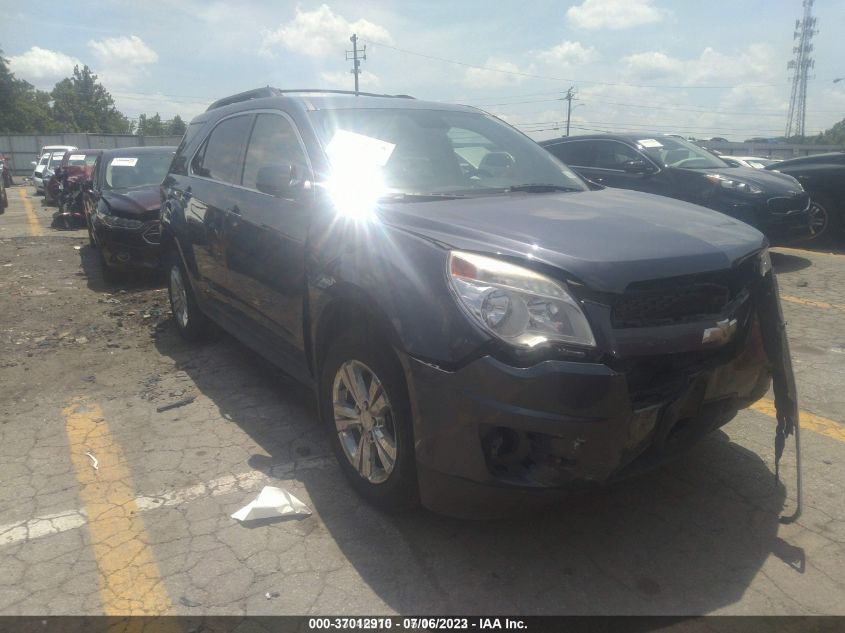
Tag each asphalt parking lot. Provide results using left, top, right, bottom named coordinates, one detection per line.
left=1, top=184, right=844, bottom=616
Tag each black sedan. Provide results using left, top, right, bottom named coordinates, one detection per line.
left=766, top=152, right=845, bottom=241
left=84, top=146, right=175, bottom=281
left=541, top=134, right=811, bottom=243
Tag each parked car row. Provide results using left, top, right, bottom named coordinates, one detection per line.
left=15, top=89, right=802, bottom=515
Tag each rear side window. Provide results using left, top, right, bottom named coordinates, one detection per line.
left=547, top=141, right=596, bottom=167
left=242, top=113, right=310, bottom=191
left=192, top=115, right=252, bottom=184
left=170, top=121, right=206, bottom=175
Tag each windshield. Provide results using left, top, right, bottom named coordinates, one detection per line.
left=635, top=136, right=728, bottom=170
left=310, top=108, right=587, bottom=196
left=103, top=151, right=174, bottom=189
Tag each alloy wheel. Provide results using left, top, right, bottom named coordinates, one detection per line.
left=332, top=360, right=397, bottom=484
left=808, top=201, right=829, bottom=238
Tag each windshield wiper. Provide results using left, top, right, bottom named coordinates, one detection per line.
left=508, top=183, right=581, bottom=193
left=379, top=192, right=467, bottom=203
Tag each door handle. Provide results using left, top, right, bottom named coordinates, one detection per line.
left=227, top=205, right=242, bottom=216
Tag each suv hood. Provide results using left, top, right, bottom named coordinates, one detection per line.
left=700, top=166, right=801, bottom=193
left=102, top=185, right=161, bottom=218
left=379, top=188, right=765, bottom=294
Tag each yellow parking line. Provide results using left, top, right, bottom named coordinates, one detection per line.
left=17, top=188, right=42, bottom=237
left=750, top=399, right=845, bottom=443
left=779, top=294, right=845, bottom=311
left=775, top=246, right=844, bottom=260
left=63, top=397, right=175, bottom=617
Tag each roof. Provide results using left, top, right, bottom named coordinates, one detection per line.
left=100, top=146, right=176, bottom=158
left=198, top=87, right=477, bottom=122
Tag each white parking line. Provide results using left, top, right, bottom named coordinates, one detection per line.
left=0, top=454, right=335, bottom=548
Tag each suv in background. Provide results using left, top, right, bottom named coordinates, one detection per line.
left=160, top=88, right=779, bottom=515
left=540, top=134, right=811, bottom=243
left=766, top=152, right=845, bottom=241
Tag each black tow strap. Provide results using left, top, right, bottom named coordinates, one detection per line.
left=757, top=270, right=802, bottom=524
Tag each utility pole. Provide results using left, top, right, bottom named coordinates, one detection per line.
left=785, top=0, right=818, bottom=139
left=562, top=87, right=576, bottom=137
left=346, top=34, right=367, bottom=95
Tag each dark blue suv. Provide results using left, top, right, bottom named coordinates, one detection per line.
left=161, top=88, right=783, bottom=515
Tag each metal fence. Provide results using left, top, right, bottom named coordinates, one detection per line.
left=0, top=133, right=183, bottom=176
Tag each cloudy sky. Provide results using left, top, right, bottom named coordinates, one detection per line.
left=4, top=0, right=845, bottom=140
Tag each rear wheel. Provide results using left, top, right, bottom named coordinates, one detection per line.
left=319, top=328, right=418, bottom=510
left=168, top=257, right=210, bottom=341
left=98, top=248, right=121, bottom=283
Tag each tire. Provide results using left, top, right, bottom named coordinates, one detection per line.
left=168, top=256, right=210, bottom=341
left=806, top=194, right=842, bottom=242
left=319, top=327, right=418, bottom=510
left=98, top=248, right=121, bottom=283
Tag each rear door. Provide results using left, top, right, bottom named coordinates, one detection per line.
left=221, top=111, right=314, bottom=362
left=184, top=113, right=253, bottom=308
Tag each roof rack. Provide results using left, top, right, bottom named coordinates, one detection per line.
left=206, top=87, right=415, bottom=111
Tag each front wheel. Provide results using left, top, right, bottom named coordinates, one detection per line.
left=319, top=329, right=418, bottom=510
left=168, top=258, right=210, bottom=341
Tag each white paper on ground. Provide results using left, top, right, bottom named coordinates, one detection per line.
left=230, top=486, right=311, bottom=522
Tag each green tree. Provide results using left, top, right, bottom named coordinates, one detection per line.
left=809, top=118, right=845, bottom=145
left=167, top=114, right=187, bottom=136
left=0, top=48, right=57, bottom=133
left=50, top=65, right=131, bottom=133
left=136, top=112, right=166, bottom=136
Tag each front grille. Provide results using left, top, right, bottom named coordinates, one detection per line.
left=611, top=258, right=756, bottom=329
left=768, top=193, right=809, bottom=214
left=142, top=222, right=161, bottom=245
left=612, top=283, right=730, bottom=328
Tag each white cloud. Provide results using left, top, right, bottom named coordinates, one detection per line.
left=534, top=41, right=597, bottom=66
left=621, top=44, right=779, bottom=86
left=261, top=4, right=393, bottom=58
left=87, top=35, right=159, bottom=67
left=464, top=59, right=527, bottom=89
left=621, top=52, right=683, bottom=79
left=320, top=70, right=382, bottom=89
left=8, top=47, right=82, bottom=86
left=86, top=35, right=159, bottom=88
left=567, top=0, right=663, bottom=30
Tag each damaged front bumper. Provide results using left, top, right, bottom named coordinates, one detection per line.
left=405, top=271, right=798, bottom=518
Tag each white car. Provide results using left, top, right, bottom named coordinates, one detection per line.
left=31, top=145, right=76, bottom=193
left=720, top=155, right=781, bottom=170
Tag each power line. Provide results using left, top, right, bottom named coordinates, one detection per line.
left=360, top=39, right=804, bottom=90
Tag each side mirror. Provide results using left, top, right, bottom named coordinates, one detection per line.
left=255, top=164, right=296, bottom=197
left=31, top=161, right=38, bottom=167
left=623, top=159, right=653, bottom=175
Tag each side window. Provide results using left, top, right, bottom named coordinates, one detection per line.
left=594, top=141, right=641, bottom=170
left=171, top=121, right=206, bottom=175
left=192, top=115, right=252, bottom=184
left=241, top=113, right=310, bottom=192
left=547, top=141, right=596, bottom=167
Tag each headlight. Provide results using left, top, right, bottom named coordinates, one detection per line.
left=758, top=248, right=772, bottom=277
left=97, top=206, right=144, bottom=229
left=706, top=174, right=763, bottom=195
left=448, top=251, right=596, bottom=349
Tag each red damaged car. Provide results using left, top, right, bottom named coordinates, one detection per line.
left=50, top=149, right=102, bottom=229
left=84, top=146, right=175, bottom=281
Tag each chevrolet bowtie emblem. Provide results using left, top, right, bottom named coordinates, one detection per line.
left=702, top=318, right=738, bottom=345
